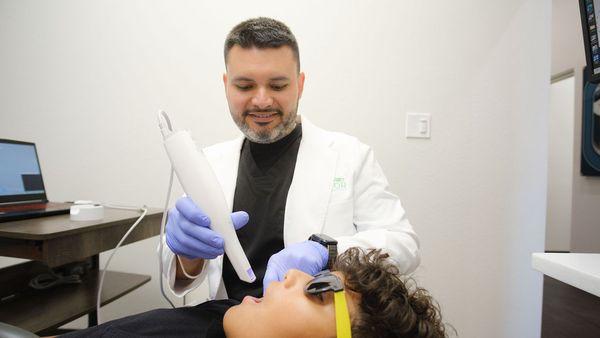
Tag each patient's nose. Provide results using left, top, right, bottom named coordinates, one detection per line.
left=282, top=269, right=306, bottom=289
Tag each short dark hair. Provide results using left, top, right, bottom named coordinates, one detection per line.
left=224, top=17, right=300, bottom=72
left=333, top=248, right=452, bottom=338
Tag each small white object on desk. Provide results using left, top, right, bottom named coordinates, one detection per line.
left=70, top=204, right=104, bottom=221
left=532, top=252, right=600, bottom=297
left=74, top=200, right=95, bottom=205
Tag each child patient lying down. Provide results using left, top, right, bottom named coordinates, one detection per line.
left=59, top=247, right=450, bottom=338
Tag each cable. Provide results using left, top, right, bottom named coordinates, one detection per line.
left=29, top=270, right=82, bottom=290
left=96, top=204, right=147, bottom=324
left=94, top=110, right=178, bottom=322
left=158, top=168, right=176, bottom=309
left=157, top=110, right=178, bottom=308
left=102, top=203, right=148, bottom=211
left=92, top=184, right=177, bottom=322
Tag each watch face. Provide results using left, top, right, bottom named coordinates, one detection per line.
left=310, top=234, right=338, bottom=270
left=310, top=233, right=338, bottom=245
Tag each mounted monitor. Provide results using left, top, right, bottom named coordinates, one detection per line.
left=580, top=0, right=600, bottom=83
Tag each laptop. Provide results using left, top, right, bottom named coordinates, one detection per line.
left=0, top=139, right=71, bottom=223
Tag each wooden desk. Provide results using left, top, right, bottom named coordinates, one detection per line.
left=0, top=207, right=163, bottom=334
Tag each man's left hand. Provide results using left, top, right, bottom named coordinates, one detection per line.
left=263, top=240, right=328, bottom=294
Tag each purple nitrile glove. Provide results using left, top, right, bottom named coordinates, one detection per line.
left=166, top=196, right=249, bottom=260
left=263, top=240, right=328, bottom=293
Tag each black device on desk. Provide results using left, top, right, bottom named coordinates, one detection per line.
left=0, top=138, right=71, bottom=222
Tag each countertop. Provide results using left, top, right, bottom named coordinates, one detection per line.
left=532, top=252, right=600, bottom=297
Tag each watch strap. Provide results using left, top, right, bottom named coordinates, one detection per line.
left=309, top=233, right=338, bottom=270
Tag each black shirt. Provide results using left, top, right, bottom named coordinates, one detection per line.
left=60, top=300, right=239, bottom=338
left=222, top=124, right=303, bottom=301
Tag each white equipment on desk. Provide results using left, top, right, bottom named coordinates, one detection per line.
left=70, top=203, right=104, bottom=221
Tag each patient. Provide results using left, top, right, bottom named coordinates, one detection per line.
left=60, top=248, right=449, bottom=338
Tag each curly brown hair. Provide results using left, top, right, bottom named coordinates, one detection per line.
left=332, top=248, right=450, bottom=338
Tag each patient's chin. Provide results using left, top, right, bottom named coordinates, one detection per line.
left=224, top=304, right=275, bottom=338
left=222, top=306, right=237, bottom=336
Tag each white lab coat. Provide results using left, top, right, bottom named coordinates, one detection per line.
left=160, top=115, right=420, bottom=301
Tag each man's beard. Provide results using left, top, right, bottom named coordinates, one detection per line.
left=233, top=106, right=298, bottom=144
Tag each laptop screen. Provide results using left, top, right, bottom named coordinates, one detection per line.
left=0, top=139, right=47, bottom=204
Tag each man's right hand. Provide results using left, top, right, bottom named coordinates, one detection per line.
left=166, top=197, right=249, bottom=260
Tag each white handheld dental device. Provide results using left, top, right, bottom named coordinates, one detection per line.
left=158, top=111, right=256, bottom=283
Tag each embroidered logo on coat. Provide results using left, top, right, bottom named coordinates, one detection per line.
left=332, top=177, right=347, bottom=191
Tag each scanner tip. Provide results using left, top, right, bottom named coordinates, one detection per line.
left=247, top=268, right=256, bottom=282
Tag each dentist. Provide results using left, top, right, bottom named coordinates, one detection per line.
left=161, top=17, right=420, bottom=302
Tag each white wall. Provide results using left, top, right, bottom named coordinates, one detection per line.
left=551, top=0, right=585, bottom=75
left=551, top=0, right=600, bottom=253
left=546, top=76, right=574, bottom=251
left=0, top=1, right=549, bottom=337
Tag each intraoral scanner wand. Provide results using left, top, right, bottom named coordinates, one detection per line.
left=158, top=111, right=256, bottom=283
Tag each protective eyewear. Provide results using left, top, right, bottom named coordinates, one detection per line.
left=304, top=270, right=352, bottom=338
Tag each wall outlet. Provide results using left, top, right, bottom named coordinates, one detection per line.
left=405, top=112, right=431, bottom=139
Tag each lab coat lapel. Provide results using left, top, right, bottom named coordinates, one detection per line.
left=205, top=136, right=244, bottom=211
left=284, top=116, right=337, bottom=245
left=204, top=135, right=243, bottom=300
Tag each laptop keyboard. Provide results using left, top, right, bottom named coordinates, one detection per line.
left=0, top=203, right=48, bottom=212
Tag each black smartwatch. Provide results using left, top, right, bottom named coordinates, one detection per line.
left=309, top=234, right=338, bottom=270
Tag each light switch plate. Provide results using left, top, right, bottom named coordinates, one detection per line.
left=405, top=112, right=431, bottom=139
